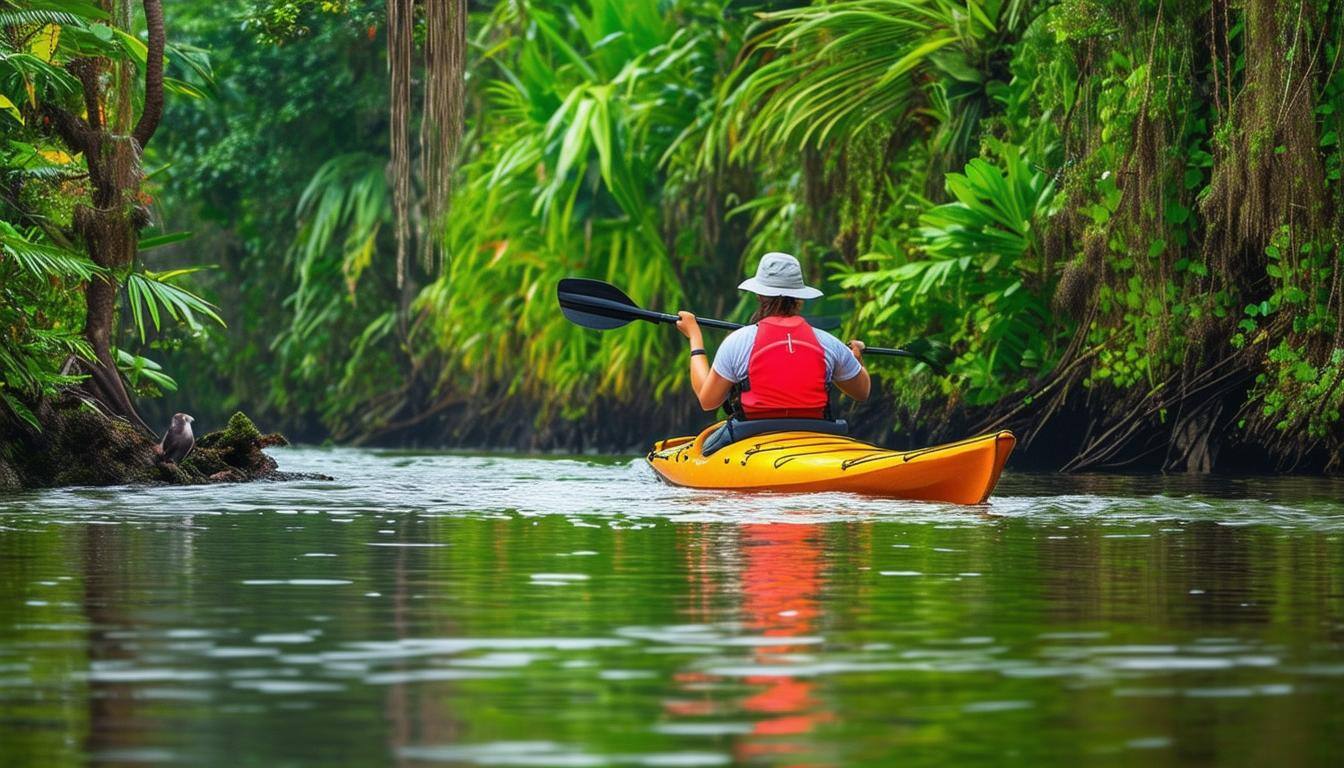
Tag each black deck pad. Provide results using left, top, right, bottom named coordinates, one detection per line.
left=701, top=418, right=849, bottom=457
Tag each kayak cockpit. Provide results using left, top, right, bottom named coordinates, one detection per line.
left=700, top=418, right=849, bottom=456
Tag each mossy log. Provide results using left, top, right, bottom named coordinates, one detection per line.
left=0, top=397, right=329, bottom=490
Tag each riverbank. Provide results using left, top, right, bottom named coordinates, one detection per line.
left=0, top=402, right=325, bottom=490
left=163, top=383, right=1339, bottom=477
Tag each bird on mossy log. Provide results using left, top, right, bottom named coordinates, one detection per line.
left=155, top=413, right=195, bottom=464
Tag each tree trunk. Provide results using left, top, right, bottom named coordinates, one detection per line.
left=41, top=1, right=166, bottom=437
left=76, top=202, right=150, bottom=433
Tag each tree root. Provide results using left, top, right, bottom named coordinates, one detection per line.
left=0, top=396, right=330, bottom=490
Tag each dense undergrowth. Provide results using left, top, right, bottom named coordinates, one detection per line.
left=3, top=0, right=1343, bottom=471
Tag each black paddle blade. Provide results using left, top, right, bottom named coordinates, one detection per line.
left=901, top=337, right=954, bottom=375
left=557, top=278, right=639, bottom=330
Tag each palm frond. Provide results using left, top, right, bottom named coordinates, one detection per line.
left=124, top=269, right=226, bottom=343
left=7, top=165, right=80, bottom=182
left=919, top=139, right=1057, bottom=262
left=1, top=389, right=40, bottom=430
left=23, top=0, right=108, bottom=22
left=115, top=349, right=178, bottom=393
left=717, top=0, right=963, bottom=162
left=0, top=9, right=84, bottom=29
left=0, top=50, right=82, bottom=98
left=0, top=224, right=103, bottom=279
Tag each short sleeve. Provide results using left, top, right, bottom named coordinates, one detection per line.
left=818, top=329, right=862, bottom=382
left=711, top=326, right=756, bottom=383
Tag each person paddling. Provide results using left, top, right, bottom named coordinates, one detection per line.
left=676, top=252, right=871, bottom=418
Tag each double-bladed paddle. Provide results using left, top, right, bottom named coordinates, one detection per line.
left=557, top=277, right=950, bottom=374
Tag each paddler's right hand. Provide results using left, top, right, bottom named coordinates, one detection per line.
left=676, top=311, right=703, bottom=346
left=849, top=339, right=866, bottom=364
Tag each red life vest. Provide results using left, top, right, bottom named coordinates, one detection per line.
left=740, top=315, right=829, bottom=419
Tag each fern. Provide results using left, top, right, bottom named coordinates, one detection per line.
left=25, top=326, right=92, bottom=359
left=0, top=334, right=85, bottom=393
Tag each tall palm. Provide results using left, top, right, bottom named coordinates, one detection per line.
left=712, top=0, right=1030, bottom=169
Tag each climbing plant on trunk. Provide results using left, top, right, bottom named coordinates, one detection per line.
left=9, top=0, right=165, bottom=433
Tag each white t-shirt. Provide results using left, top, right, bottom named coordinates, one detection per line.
left=711, top=324, right=863, bottom=384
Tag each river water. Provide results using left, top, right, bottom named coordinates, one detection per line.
left=1, top=447, right=1342, bottom=767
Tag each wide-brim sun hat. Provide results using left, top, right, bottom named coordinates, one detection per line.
left=737, top=251, right=824, bottom=299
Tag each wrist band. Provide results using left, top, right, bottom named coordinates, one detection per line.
left=690, top=348, right=707, bottom=357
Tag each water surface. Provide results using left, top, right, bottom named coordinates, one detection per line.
left=2, top=448, right=1343, bottom=766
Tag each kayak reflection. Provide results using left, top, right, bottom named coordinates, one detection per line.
left=738, top=523, right=832, bottom=764
left=670, top=520, right=837, bottom=765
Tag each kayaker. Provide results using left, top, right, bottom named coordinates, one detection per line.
left=676, top=252, right=870, bottom=418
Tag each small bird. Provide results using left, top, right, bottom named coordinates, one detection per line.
left=157, top=413, right=196, bottom=464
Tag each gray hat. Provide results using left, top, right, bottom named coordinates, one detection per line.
left=737, top=252, right=823, bottom=299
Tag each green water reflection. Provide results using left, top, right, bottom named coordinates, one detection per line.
left=2, top=458, right=1343, bottom=767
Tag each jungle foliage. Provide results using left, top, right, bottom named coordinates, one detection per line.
left=0, top=0, right=223, bottom=434
left=4, top=0, right=1344, bottom=471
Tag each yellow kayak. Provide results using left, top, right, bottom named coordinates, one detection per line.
left=647, top=422, right=1015, bottom=505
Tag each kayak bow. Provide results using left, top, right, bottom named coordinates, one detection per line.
left=647, top=424, right=1016, bottom=504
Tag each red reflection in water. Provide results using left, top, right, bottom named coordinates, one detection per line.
left=737, top=524, right=831, bottom=765
left=670, top=522, right=835, bottom=767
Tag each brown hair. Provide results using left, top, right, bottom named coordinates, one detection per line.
left=750, top=295, right=802, bottom=323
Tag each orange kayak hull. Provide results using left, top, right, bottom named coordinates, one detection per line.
left=647, top=425, right=1016, bottom=505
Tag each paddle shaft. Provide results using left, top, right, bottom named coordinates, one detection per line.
left=557, top=289, right=915, bottom=360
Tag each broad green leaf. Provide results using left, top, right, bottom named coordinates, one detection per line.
left=0, top=94, right=21, bottom=125
left=111, top=27, right=147, bottom=65
left=29, top=23, right=60, bottom=62
left=138, top=232, right=194, bottom=251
